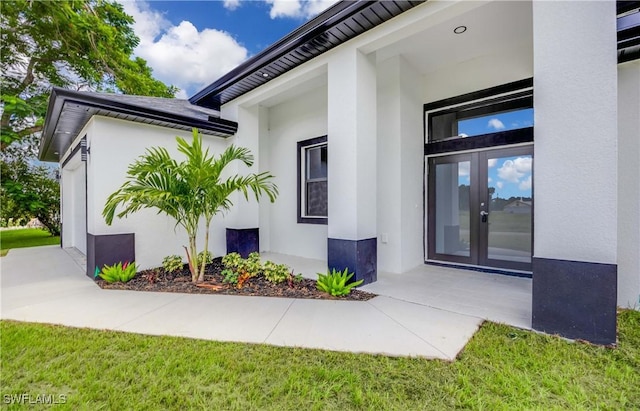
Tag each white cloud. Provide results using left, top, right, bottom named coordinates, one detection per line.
left=519, top=175, right=532, bottom=191
left=119, top=0, right=248, bottom=97
left=267, top=0, right=302, bottom=18
left=458, top=161, right=470, bottom=177
left=513, top=156, right=532, bottom=173
left=497, top=157, right=532, bottom=183
left=305, top=0, right=340, bottom=17
left=487, top=158, right=497, bottom=168
left=266, top=0, right=339, bottom=19
left=496, top=181, right=504, bottom=189
left=224, top=0, right=241, bottom=11
left=488, top=118, right=505, bottom=130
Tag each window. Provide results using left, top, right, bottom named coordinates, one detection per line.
left=424, top=78, right=534, bottom=155
left=297, top=136, right=327, bottom=224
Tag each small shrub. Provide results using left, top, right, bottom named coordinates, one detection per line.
left=263, top=260, right=291, bottom=284
left=221, top=268, right=239, bottom=285
left=98, top=261, right=137, bottom=283
left=162, top=255, right=184, bottom=273
left=316, top=268, right=363, bottom=297
left=197, top=250, right=213, bottom=267
left=222, top=252, right=243, bottom=270
left=243, top=252, right=263, bottom=277
left=221, top=252, right=262, bottom=288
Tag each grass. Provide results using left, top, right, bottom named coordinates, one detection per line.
left=0, top=228, right=60, bottom=256
left=1, top=310, right=638, bottom=410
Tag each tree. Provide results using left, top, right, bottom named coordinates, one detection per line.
left=0, top=145, right=60, bottom=235
left=103, top=129, right=279, bottom=283
left=1, top=0, right=177, bottom=150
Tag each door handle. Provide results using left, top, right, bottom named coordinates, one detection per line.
left=480, top=210, right=489, bottom=222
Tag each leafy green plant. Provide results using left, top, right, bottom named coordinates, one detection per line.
left=162, top=255, right=184, bottom=273
left=220, top=252, right=263, bottom=288
left=222, top=252, right=243, bottom=270
left=103, top=129, right=278, bottom=283
left=242, top=252, right=262, bottom=277
left=263, top=260, right=291, bottom=284
left=316, top=268, right=363, bottom=297
left=98, top=261, right=137, bottom=283
left=197, top=250, right=213, bottom=267
left=221, top=268, right=239, bottom=285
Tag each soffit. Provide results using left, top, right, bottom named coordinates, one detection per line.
left=190, top=0, right=424, bottom=110
left=39, top=88, right=238, bottom=162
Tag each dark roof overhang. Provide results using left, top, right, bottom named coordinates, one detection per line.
left=618, top=1, right=640, bottom=63
left=189, top=0, right=424, bottom=110
left=38, top=87, right=238, bottom=162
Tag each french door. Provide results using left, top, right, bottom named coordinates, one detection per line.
left=427, top=146, right=533, bottom=272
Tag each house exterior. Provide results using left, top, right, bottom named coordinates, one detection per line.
left=40, top=0, right=640, bottom=345
left=503, top=200, right=532, bottom=214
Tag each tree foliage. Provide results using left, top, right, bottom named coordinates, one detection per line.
left=103, top=129, right=279, bottom=283
left=0, top=0, right=178, bottom=234
left=0, top=0, right=177, bottom=149
left=0, top=145, right=60, bottom=235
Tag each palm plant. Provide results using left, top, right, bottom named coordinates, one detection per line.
left=102, top=129, right=278, bottom=283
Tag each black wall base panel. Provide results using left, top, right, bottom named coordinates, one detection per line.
left=532, top=257, right=617, bottom=345
left=327, top=237, right=377, bottom=285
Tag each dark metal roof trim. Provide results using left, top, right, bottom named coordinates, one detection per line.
left=39, top=87, right=238, bottom=162
left=618, top=2, right=640, bottom=62
left=189, top=0, right=424, bottom=110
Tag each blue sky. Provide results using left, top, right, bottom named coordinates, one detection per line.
left=456, top=108, right=533, bottom=199
left=119, top=0, right=338, bottom=98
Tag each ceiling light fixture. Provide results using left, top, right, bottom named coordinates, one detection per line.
left=261, top=72, right=269, bottom=78
left=454, top=25, right=467, bottom=34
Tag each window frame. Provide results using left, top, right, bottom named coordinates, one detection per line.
left=297, top=135, right=328, bottom=224
left=424, top=78, right=534, bottom=155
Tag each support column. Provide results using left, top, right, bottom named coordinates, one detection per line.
left=327, top=48, right=377, bottom=284
left=376, top=56, right=423, bottom=273
left=617, top=61, right=640, bottom=310
left=225, top=104, right=263, bottom=255
left=532, top=1, right=618, bottom=344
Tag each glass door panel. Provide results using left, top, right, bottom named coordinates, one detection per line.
left=483, top=152, right=533, bottom=267
left=434, top=161, right=471, bottom=257
left=428, top=147, right=533, bottom=272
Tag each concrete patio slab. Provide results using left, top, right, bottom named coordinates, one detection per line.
left=1, top=246, right=498, bottom=360
left=116, top=294, right=294, bottom=344
left=366, top=297, right=482, bottom=359
left=265, top=297, right=479, bottom=359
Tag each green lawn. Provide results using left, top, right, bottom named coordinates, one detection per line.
left=1, top=310, right=638, bottom=410
left=0, top=228, right=60, bottom=256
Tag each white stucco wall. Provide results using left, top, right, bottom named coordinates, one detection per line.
left=617, top=60, right=640, bottom=309
left=85, top=116, right=230, bottom=270
left=60, top=153, right=86, bottom=254
left=377, top=55, right=424, bottom=273
left=532, top=0, right=618, bottom=264
left=327, top=48, right=377, bottom=241
left=262, top=85, right=328, bottom=260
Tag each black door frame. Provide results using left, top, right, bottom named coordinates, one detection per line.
left=427, top=145, right=534, bottom=272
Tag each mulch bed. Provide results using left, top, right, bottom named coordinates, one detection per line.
left=96, top=257, right=376, bottom=301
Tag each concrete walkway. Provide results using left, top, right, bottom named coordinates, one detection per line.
left=0, top=246, right=484, bottom=360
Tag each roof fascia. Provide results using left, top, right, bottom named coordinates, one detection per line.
left=188, top=0, right=375, bottom=109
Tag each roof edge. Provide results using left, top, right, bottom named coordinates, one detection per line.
left=38, top=87, right=239, bottom=162
left=188, top=0, right=376, bottom=109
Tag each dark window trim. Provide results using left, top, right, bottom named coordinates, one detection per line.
left=297, top=135, right=328, bottom=225
left=425, top=128, right=534, bottom=156
left=423, top=78, right=533, bottom=112
left=424, top=79, right=534, bottom=153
